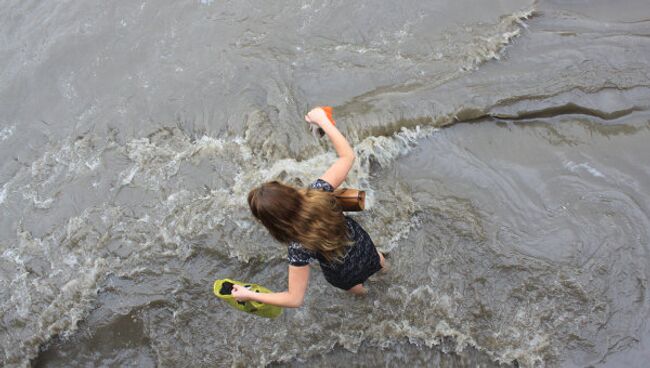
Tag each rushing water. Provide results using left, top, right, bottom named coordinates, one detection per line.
left=1, top=0, right=650, bottom=367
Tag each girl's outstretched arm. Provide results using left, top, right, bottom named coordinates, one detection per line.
left=305, top=107, right=355, bottom=189
left=231, top=265, right=310, bottom=308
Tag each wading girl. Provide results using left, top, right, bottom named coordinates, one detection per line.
left=231, top=107, right=386, bottom=307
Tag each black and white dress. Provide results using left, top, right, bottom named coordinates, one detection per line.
left=287, top=179, right=382, bottom=290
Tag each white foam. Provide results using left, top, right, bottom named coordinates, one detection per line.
left=119, top=165, right=139, bottom=186
left=85, top=156, right=101, bottom=170
left=117, top=134, right=247, bottom=191
left=0, top=125, right=15, bottom=141
left=2, top=248, right=24, bottom=266
left=22, top=190, right=55, bottom=209
left=565, top=161, right=606, bottom=178
left=378, top=284, right=548, bottom=367
left=355, top=126, right=438, bottom=173
left=0, top=183, right=8, bottom=205
left=384, top=214, right=421, bottom=252
left=460, top=8, right=534, bottom=71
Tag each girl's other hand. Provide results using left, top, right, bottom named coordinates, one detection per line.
left=231, top=284, right=254, bottom=302
left=305, top=107, right=330, bottom=127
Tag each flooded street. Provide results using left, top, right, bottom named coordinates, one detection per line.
left=1, top=1, right=649, bottom=367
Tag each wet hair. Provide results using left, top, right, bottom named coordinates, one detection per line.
left=247, top=181, right=351, bottom=262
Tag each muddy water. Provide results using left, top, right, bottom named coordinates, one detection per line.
left=1, top=0, right=650, bottom=367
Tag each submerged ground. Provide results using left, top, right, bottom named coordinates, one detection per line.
left=1, top=0, right=649, bottom=367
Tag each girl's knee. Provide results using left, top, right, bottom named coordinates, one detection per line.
left=378, top=252, right=385, bottom=266
left=347, top=284, right=368, bottom=295
left=377, top=251, right=389, bottom=273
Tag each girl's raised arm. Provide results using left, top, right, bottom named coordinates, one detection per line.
left=305, top=107, right=355, bottom=189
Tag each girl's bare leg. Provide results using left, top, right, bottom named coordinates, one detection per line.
left=378, top=251, right=389, bottom=272
left=347, top=283, right=368, bottom=295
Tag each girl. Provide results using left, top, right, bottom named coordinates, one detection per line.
left=231, top=107, right=386, bottom=308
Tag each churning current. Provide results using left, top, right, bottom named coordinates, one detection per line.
left=1, top=0, right=650, bottom=367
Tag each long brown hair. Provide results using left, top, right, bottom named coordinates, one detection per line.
left=247, top=181, right=351, bottom=262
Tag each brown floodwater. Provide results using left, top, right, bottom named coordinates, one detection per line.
left=1, top=0, right=649, bottom=367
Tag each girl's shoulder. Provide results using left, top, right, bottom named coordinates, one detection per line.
left=309, top=178, right=334, bottom=192
left=288, top=241, right=316, bottom=266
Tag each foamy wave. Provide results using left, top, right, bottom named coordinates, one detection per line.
left=460, top=8, right=535, bottom=71
left=0, top=135, right=108, bottom=211
left=367, top=284, right=548, bottom=367
left=565, top=160, right=606, bottom=178
left=240, top=126, right=438, bottom=192
left=22, top=190, right=55, bottom=209
left=1, top=223, right=109, bottom=367
left=118, top=130, right=250, bottom=190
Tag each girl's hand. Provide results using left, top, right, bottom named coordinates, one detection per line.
left=231, top=284, right=255, bottom=302
left=305, top=107, right=330, bottom=127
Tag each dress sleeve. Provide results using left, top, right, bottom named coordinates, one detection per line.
left=288, top=242, right=314, bottom=266
left=309, top=178, right=335, bottom=192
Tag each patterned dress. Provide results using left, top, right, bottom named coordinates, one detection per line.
left=287, top=179, right=382, bottom=290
